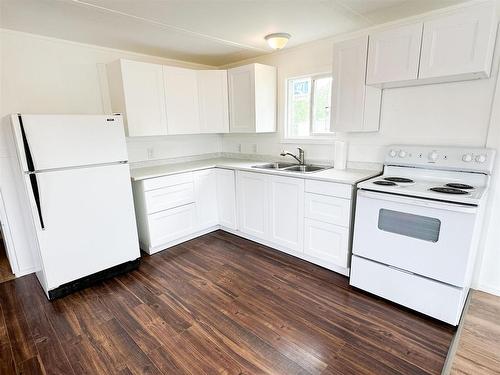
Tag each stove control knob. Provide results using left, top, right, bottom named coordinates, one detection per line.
left=475, top=154, right=487, bottom=163
left=389, top=149, right=398, bottom=158
left=428, top=151, right=439, bottom=161
left=462, top=154, right=473, bottom=162
left=398, top=150, right=407, bottom=158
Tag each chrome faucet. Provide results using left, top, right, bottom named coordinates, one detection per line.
left=280, top=147, right=305, bottom=165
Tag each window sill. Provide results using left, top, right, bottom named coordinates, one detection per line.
left=281, top=137, right=335, bottom=145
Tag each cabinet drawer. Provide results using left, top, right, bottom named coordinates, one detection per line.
left=144, top=182, right=194, bottom=214
left=350, top=256, right=463, bottom=325
left=304, top=219, right=349, bottom=268
left=305, top=180, right=352, bottom=199
left=305, top=193, right=350, bottom=227
left=148, top=203, right=196, bottom=247
left=142, top=172, right=193, bottom=191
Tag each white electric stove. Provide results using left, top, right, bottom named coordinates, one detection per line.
left=350, top=145, right=495, bottom=325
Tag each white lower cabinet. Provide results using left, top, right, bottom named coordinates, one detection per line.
left=148, top=204, right=196, bottom=248
left=193, top=169, right=218, bottom=230
left=236, top=171, right=270, bottom=240
left=133, top=167, right=354, bottom=274
left=304, top=218, right=349, bottom=268
left=269, top=175, right=304, bottom=253
left=216, top=169, right=237, bottom=229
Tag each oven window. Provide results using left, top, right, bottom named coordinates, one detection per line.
left=378, top=209, right=441, bottom=242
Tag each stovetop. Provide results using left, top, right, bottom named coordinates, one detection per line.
left=358, top=167, right=489, bottom=205
left=357, top=145, right=495, bottom=205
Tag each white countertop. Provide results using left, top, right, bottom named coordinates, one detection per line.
left=130, top=158, right=381, bottom=185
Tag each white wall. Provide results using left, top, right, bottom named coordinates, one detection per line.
left=220, top=15, right=500, bottom=295
left=221, top=34, right=498, bottom=167
left=476, top=58, right=500, bottom=296
left=0, top=29, right=222, bottom=162
left=0, top=29, right=222, bottom=276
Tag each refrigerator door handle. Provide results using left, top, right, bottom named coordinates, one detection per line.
left=29, top=173, right=45, bottom=230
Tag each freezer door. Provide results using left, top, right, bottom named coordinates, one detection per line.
left=16, top=114, right=128, bottom=171
left=30, top=164, right=140, bottom=290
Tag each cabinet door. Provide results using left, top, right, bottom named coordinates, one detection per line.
left=194, top=169, right=218, bottom=230
left=120, top=60, right=167, bottom=136
left=269, top=176, right=304, bottom=253
left=147, top=203, right=196, bottom=247
left=216, top=169, right=237, bottom=229
left=228, top=65, right=255, bottom=132
left=304, top=218, right=349, bottom=268
left=163, top=66, right=200, bottom=134
left=197, top=70, right=229, bottom=133
left=331, top=36, right=381, bottom=133
left=367, top=23, right=423, bottom=85
left=236, top=171, right=269, bottom=240
left=419, top=3, right=496, bottom=80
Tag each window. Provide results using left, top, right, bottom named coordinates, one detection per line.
left=286, top=74, right=332, bottom=139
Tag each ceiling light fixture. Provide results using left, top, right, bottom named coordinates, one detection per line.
left=265, top=33, right=291, bottom=50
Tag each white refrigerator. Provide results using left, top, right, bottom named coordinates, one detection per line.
left=9, top=114, right=140, bottom=299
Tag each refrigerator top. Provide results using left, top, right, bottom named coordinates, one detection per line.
left=12, top=114, right=129, bottom=172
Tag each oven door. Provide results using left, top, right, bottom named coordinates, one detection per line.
left=353, top=190, right=478, bottom=287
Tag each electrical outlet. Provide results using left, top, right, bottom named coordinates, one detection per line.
left=252, top=144, right=257, bottom=153
left=147, top=147, right=154, bottom=160
left=237, top=144, right=242, bottom=153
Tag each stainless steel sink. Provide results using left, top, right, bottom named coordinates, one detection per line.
left=251, top=162, right=296, bottom=170
left=251, top=163, right=331, bottom=173
left=283, top=165, right=330, bottom=173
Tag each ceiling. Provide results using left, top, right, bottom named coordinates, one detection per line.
left=0, top=0, right=468, bottom=66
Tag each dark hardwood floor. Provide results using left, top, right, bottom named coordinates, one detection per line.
left=0, top=230, right=455, bottom=374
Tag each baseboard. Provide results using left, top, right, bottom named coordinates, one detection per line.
left=476, top=283, right=500, bottom=297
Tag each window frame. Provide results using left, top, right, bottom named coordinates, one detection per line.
left=284, top=72, right=334, bottom=143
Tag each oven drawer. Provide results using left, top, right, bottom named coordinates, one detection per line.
left=350, top=256, right=464, bottom=325
left=353, top=190, right=477, bottom=287
left=144, top=183, right=194, bottom=214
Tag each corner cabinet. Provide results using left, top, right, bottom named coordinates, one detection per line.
left=163, top=66, right=200, bottom=134
left=197, top=70, right=230, bottom=133
left=228, top=64, right=277, bottom=133
left=107, top=60, right=168, bottom=137
left=107, top=60, right=230, bottom=136
left=331, top=36, right=382, bottom=133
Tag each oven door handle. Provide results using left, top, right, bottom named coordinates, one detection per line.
left=357, top=189, right=478, bottom=213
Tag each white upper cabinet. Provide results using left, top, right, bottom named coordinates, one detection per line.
left=419, top=2, right=496, bottom=81
left=107, top=59, right=168, bottom=137
left=228, top=63, right=277, bottom=133
left=197, top=70, right=229, bottom=133
left=163, top=65, right=200, bottom=135
left=366, top=23, right=423, bottom=86
left=331, top=36, right=382, bottom=133
left=365, top=2, right=497, bottom=88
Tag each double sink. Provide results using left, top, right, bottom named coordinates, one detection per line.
left=251, top=162, right=331, bottom=174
